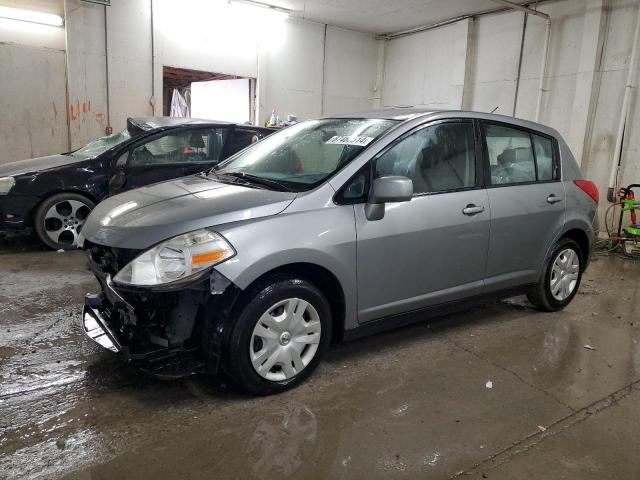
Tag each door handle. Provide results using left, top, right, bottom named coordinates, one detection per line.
left=462, top=204, right=485, bottom=216
left=546, top=194, right=562, bottom=204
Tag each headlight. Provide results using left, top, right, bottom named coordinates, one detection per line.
left=113, top=229, right=235, bottom=286
left=0, top=176, right=15, bottom=194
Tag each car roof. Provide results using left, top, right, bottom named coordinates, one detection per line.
left=328, top=107, right=439, bottom=121
left=126, top=117, right=276, bottom=131
left=326, top=107, right=559, bottom=137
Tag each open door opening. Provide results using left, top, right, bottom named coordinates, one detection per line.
left=162, top=66, right=256, bottom=124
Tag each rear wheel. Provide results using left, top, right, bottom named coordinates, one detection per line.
left=527, top=238, right=583, bottom=311
left=34, top=193, right=94, bottom=250
left=225, top=276, right=332, bottom=395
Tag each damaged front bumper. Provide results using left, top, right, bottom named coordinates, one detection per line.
left=82, top=268, right=241, bottom=378
left=83, top=293, right=121, bottom=353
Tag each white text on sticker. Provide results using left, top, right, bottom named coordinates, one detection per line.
left=325, top=135, right=375, bottom=147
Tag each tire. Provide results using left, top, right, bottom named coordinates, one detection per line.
left=34, top=192, right=95, bottom=250
left=527, top=238, right=583, bottom=311
left=224, top=275, right=332, bottom=395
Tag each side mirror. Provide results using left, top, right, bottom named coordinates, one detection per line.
left=365, top=176, right=413, bottom=221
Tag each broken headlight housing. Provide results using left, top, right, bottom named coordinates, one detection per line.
left=113, top=229, right=235, bottom=286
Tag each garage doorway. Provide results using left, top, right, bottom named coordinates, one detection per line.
left=162, top=66, right=256, bottom=124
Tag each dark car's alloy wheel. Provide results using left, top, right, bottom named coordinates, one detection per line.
left=35, top=193, right=95, bottom=250
left=225, top=276, right=332, bottom=395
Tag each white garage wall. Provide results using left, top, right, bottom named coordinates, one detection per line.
left=0, top=0, right=379, bottom=163
left=382, top=20, right=469, bottom=109
left=381, top=0, right=640, bottom=222
left=465, top=11, right=523, bottom=115
left=582, top=0, right=640, bottom=221
left=65, top=1, right=109, bottom=149
left=323, top=25, right=379, bottom=114
left=257, top=17, right=325, bottom=123
left=0, top=0, right=67, bottom=162
left=1, top=0, right=639, bottom=225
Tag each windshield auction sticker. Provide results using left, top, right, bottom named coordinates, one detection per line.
left=325, top=135, right=375, bottom=146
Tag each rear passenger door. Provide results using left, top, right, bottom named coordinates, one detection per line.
left=481, top=122, right=564, bottom=290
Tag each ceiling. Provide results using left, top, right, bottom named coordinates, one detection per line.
left=268, top=0, right=537, bottom=34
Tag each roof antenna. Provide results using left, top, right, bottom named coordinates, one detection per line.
left=490, top=106, right=499, bottom=114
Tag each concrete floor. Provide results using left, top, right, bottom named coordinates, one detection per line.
left=1, top=235, right=639, bottom=479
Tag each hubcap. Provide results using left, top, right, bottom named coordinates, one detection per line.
left=250, top=298, right=321, bottom=382
left=550, top=248, right=580, bottom=301
left=43, top=199, right=92, bottom=247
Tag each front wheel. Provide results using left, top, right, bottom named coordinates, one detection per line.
left=225, top=276, right=332, bottom=395
left=34, top=193, right=95, bottom=250
left=527, top=238, right=583, bottom=311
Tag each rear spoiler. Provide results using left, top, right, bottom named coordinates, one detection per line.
left=126, top=118, right=153, bottom=137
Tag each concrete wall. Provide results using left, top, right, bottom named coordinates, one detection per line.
left=0, top=0, right=68, bottom=160
left=0, top=0, right=379, bottom=163
left=2, top=0, right=640, bottom=224
left=381, top=0, right=640, bottom=222
left=383, top=20, right=469, bottom=109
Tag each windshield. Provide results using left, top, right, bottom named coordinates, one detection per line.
left=71, top=128, right=132, bottom=159
left=214, top=118, right=397, bottom=191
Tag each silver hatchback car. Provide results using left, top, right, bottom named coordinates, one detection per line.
left=79, top=109, right=599, bottom=394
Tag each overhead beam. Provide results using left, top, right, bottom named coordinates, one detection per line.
left=490, top=0, right=550, bottom=20
left=377, top=0, right=560, bottom=40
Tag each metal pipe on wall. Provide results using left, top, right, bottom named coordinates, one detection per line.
left=513, top=12, right=528, bottom=117
left=104, top=4, right=110, bottom=129
left=490, top=0, right=551, bottom=123
left=150, top=0, right=156, bottom=115
left=535, top=18, right=552, bottom=122
left=607, top=3, right=640, bottom=202
left=320, top=23, right=327, bottom=115
left=62, top=0, right=72, bottom=151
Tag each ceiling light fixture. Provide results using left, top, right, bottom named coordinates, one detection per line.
left=0, top=6, right=64, bottom=27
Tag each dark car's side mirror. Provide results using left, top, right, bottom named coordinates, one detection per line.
left=365, top=176, right=413, bottom=221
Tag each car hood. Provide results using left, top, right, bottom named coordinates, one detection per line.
left=0, top=154, right=80, bottom=177
left=81, top=175, right=297, bottom=249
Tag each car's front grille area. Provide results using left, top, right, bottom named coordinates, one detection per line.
left=84, top=241, right=140, bottom=279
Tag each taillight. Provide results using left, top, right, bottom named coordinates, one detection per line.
left=574, top=180, right=599, bottom=205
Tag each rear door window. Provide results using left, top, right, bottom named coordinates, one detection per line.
left=483, top=124, right=535, bottom=185
left=483, top=123, right=558, bottom=185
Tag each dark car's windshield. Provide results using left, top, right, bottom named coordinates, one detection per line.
left=71, top=128, right=132, bottom=159
left=214, top=118, right=397, bottom=191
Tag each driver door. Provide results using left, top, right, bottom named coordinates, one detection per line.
left=355, top=120, right=490, bottom=323
left=109, top=127, right=229, bottom=194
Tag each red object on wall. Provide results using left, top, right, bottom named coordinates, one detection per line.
left=105, top=125, right=113, bottom=135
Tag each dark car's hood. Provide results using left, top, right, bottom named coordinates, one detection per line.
left=0, top=154, right=80, bottom=177
left=81, top=175, right=297, bottom=249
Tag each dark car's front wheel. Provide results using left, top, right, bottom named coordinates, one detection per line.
left=225, top=275, right=332, bottom=395
left=34, top=193, right=95, bottom=250
left=527, top=238, right=583, bottom=311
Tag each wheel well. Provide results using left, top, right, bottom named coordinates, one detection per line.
left=29, top=189, right=98, bottom=226
left=244, top=263, right=347, bottom=343
left=561, top=228, right=590, bottom=264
